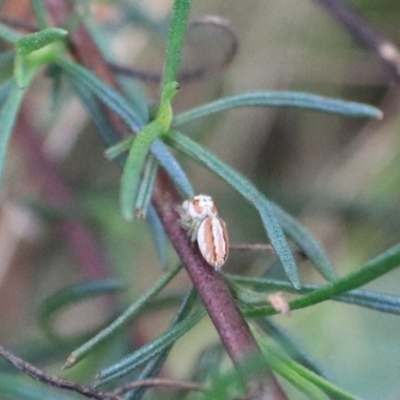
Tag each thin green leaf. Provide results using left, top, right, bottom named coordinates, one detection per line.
left=16, top=28, right=68, bottom=56
left=47, top=64, right=63, bottom=111
left=257, top=318, right=329, bottom=380
left=70, top=75, right=127, bottom=170
left=135, top=155, right=158, bottom=219
left=168, top=130, right=301, bottom=289
left=244, top=242, right=400, bottom=318
left=65, top=265, right=182, bottom=368
left=57, top=56, right=144, bottom=132
left=0, top=374, right=76, bottom=400
left=146, top=205, right=169, bottom=268
left=271, top=205, right=337, bottom=281
left=105, top=136, right=133, bottom=160
left=31, top=0, right=49, bottom=29
left=230, top=274, right=400, bottom=315
left=252, top=328, right=361, bottom=400
left=127, top=287, right=198, bottom=400
left=94, top=307, right=206, bottom=387
left=271, top=359, right=329, bottom=400
left=162, top=0, right=191, bottom=88
left=37, top=280, right=125, bottom=343
left=120, top=121, right=164, bottom=221
left=173, top=92, right=382, bottom=126
left=121, top=1, right=168, bottom=39
left=0, top=75, right=35, bottom=184
left=0, top=22, right=22, bottom=44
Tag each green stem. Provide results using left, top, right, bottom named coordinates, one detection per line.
left=245, top=243, right=400, bottom=317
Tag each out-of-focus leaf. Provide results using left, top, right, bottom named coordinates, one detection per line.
left=0, top=22, right=22, bottom=44
left=127, top=287, right=197, bottom=400
left=0, top=76, right=35, bottom=185
left=121, top=1, right=168, bottom=38
left=94, top=307, right=206, bottom=387
left=37, top=280, right=125, bottom=343
left=0, top=78, right=14, bottom=106
left=31, top=0, right=49, bottom=29
left=0, top=374, right=77, bottom=400
left=0, top=50, right=15, bottom=67
left=57, top=56, right=144, bottom=132
left=65, top=265, right=182, bottom=368
left=257, top=318, right=328, bottom=379
left=252, top=326, right=361, bottom=400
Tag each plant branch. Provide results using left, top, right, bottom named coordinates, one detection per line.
left=44, top=3, right=288, bottom=398
left=0, top=345, right=205, bottom=399
left=0, top=346, right=117, bottom=400
left=314, top=0, right=400, bottom=82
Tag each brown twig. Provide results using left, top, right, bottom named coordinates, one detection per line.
left=0, top=343, right=205, bottom=400
left=0, top=346, right=117, bottom=400
left=0, top=344, right=206, bottom=400
left=314, top=0, right=400, bottom=82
